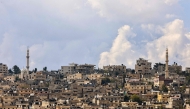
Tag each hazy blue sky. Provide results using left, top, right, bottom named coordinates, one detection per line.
left=0, top=0, right=190, bottom=70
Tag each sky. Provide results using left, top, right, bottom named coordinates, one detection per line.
left=0, top=0, right=190, bottom=70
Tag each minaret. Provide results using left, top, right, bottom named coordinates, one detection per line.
left=26, top=47, right=30, bottom=74
left=165, top=48, right=169, bottom=79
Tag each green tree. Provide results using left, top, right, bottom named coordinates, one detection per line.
left=60, top=74, right=64, bottom=79
left=115, top=72, right=119, bottom=76
left=101, top=78, right=111, bottom=85
left=12, top=65, right=21, bottom=74
left=179, top=85, right=186, bottom=93
left=34, top=68, right=37, bottom=73
left=43, top=67, right=47, bottom=72
left=15, top=76, right=21, bottom=82
left=8, top=69, right=13, bottom=74
left=131, top=69, right=135, bottom=74
left=124, top=95, right=130, bottom=102
left=162, top=84, right=168, bottom=92
left=130, top=95, right=142, bottom=104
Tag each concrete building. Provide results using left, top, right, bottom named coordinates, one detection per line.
left=103, top=64, right=126, bottom=74
left=0, top=63, right=8, bottom=73
left=121, top=102, right=138, bottom=109
left=157, top=93, right=170, bottom=103
left=67, top=72, right=82, bottom=82
left=153, top=63, right=165, bottom=73
left=135, top=58, right=151, bottom=74
left=59, top=63, right=95, bottom=74
left=86, top=73, right=103, bottom=80
left=168, top=62, right=182, bottom=73
left=4, top=75, right=15, bottom=82
left=125, top=81, right=152, bottom=94
left=186, top=67, right=190, bottom=73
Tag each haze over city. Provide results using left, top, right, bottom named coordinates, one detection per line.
left=0, top=0, right=190, bottom=70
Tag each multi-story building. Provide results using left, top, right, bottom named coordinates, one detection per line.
left=186, top=67, right=190, bottom=73
left=157, top=93, right=170, bottom=103
left=125, top=81, right=152, bottom=94
left=121, top=102, right=138, bottom=109
left=59, top=63, right=95, bottom=74
left=153, top=63, right=165, bottom=73
left=153, top=62, right=182, bottom=74
left=86, top=73, right=103, bottom=80
left=66, top=73, right=82, bottom=82
left=0, top=63, right=8, bottom=73
left=103, top=64, right=126, bottom=74
left=30, top=71, right=47, bottom=81
left=168, top=62, right=182, bottom=73
left=135, top=58, right=151, bottom=74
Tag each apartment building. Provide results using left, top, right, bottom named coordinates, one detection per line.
left=0, top=63, right=8, bottom=73
left=157, top=94, right=170, bottom=103
left=186, top=67, right=190, bottom=73
left=103, top=64, right=126, bottom=74
left=168, top=62, right=182, bottom=73
left=125, top=81, right=152, bottom=94
left=59, top=63, right=95, bottom=74
left=86, top=73, right=103, bottom=80
left=67, top=73, right=82, bottom=82
left=135, top=58, right=152, bottom=74
left=153, top=63, right=165, bottom=73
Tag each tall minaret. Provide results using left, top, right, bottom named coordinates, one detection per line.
left=165, top=48, right=169, bottom=79
left=26, top=47, right=30, bottom=74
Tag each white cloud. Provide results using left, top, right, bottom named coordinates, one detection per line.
left=99, top=19, right=190, bottom=69
left=146, top=19, right=190, bottom=69
left=88, top=0, right=180, bottom=22
left=0, top=31, right=25, bottom=68
left=0, top=33, right=14, bottom=63
left=164, top=0, right=179, bottom=5
left=2, top=0, right=89, bottom=22
left=165, top=14, right=177, bottom=19
left=98, top=25, right=139, bottom=68
left=141, top=24, right=155, bottom=31
left=185, top=32, right=190, bottom=40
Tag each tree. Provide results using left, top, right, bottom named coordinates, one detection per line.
left=12, top=65, right=21, bottom=74
left=15, top=76, right=21, bottom=82
left=60, top=74, right=64, bottom=79
left=130, top=95, right=142, bottom=104
left=101, top=78, right=111, bottom=85
left=124, top=95, right=130, bottom=102
left=34, top=68, right=37, bottom=73
left=115, top=72, right=119, bottom=76
left=8, top=69, right=13, bottom=74
left=179, top=85, right=186, bottom=93
left=162, top=84, right=168, bottom=92
left=131, top=69, right=135, bottom=74
left=43, top=67, right=47, bottom=72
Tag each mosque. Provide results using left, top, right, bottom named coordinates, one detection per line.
left=19, top=48, right=30, bottom=80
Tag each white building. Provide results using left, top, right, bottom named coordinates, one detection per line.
left=19, top=68, right=29, bottom=80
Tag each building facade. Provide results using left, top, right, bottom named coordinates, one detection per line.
left=168, top=62, right=182, bottom=73
left=103, top=64, right=126, bottom=74
left=135, top=58, right=151, bottom=74
left=186, top=67, right=190, bottom=73
left=0, top=63, right=8, bottom=73
left=59, top=63, right=95, bottom=74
